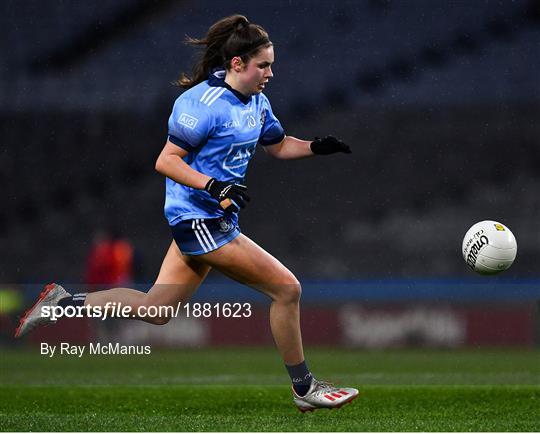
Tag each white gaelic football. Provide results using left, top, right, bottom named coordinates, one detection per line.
left=462, top=220, right=517, bottom=275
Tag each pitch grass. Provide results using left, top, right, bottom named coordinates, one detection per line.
left=1, top=348, right=539, bottom=431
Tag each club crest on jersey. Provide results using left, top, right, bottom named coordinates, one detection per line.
left=218, top=218, right=234, bottom=233
left=260, top=110, right=266, bottom=126
left=178, top=113, right=198, bottom=129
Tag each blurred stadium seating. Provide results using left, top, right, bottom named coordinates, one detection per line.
left=1, top=0, right=539, bottom=284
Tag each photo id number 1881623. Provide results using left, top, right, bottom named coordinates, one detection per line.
left=182, top=302, right=252, bottom=318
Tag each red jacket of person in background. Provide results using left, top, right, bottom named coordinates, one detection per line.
left=85, top=235, right=134, bottom=285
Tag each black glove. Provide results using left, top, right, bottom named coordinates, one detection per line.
left=310, top=135, right=351, bottom=155
left=204, top=178, right=250, bottom=212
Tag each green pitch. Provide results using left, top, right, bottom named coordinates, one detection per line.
left=1, top=348, right=539, bottom=431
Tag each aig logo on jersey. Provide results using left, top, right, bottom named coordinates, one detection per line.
left=178, top=113, right=198, bottom=129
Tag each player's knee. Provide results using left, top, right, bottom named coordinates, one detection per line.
left=288, top=283, right=302, bottom=303
left=276, top=277, right=302, bottom=304
left=149, top=315, right=171, bottom=326
left=137, top=298, right=173, bottom=325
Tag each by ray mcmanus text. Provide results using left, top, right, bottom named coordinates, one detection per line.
left=41, top=342, right=152, bottom=357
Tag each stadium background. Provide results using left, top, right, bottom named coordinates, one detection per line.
left=1, top=0, right=540, bottom=356
left=1, top=1, right=540, bottom=431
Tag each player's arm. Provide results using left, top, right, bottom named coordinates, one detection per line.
left=155, top=140, right=250, bottom=211
left=155, top=139, right=210, bottom=189
left=264, top=135, right=351, bottom=160
left=264, top=136, right=312, bottom=159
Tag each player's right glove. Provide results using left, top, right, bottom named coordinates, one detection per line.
left=204, top=178, right=250, bottom=212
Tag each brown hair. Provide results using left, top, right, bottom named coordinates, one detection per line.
left=175, top=15, right=272, bottom=89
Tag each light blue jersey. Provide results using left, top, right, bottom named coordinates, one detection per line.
left=165, top=69, right=285, bottom=226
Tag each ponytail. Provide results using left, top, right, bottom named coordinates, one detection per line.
left=174, top=15, right=272, bottom=89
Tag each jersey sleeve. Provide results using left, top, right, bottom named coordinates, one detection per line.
left=167, top=97, right=214, bottom=151
left=258, top=95, right=285, bottom=146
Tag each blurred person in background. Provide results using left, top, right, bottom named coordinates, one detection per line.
left=15, top=14, right=356, bottom=412
left=85, top=225, right=136, bottom=286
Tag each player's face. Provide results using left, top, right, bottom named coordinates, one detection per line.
left=241, top=45, right=274, bottom=94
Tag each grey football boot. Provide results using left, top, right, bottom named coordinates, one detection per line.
left=293, top=378, right=359, bottom=412
left=15, top=283, right=71, bottom=338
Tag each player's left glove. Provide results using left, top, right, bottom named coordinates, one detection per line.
left=310, top=135, right=351, bottom=155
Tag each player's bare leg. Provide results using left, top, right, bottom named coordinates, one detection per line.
left=195, top=233, right=304, bottom=364
left=194, top=233, right=358, bottom=411
left=16, top=240, right=211, bottom=336
left=84, top=240, right=210, bottom=324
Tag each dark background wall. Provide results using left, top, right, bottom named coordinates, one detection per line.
left=1, top=0, right=539, bottom=283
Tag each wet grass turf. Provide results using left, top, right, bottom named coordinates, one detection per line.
left=1, top=348, right=539, bottom=431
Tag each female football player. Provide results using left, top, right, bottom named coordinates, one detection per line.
left=16, top=14, right=357, bottom=412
